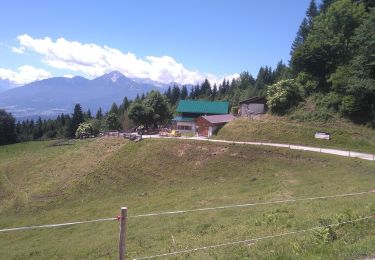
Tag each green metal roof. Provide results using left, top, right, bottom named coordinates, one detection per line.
left=176, top=100, right=229, bottom=114
left=172, top=116, right=195, bottom=122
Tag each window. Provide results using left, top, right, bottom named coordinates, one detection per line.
left=177, top=125, right=192, bottom=130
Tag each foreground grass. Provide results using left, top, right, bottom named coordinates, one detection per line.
left=0, top=137, right=375, bottom=259
left=215, top=116, right=375, bottom=153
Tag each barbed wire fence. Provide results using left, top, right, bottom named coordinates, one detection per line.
left=133, top=216, right=374, bottom=260
left=0, top=189, right=374, bottom=259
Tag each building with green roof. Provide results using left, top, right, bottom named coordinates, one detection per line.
left=173, top=100, right=229, bottom=132
left=176, top=100, right=229, bottom=114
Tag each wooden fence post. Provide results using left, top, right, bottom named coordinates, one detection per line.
left=118, top=207, right=128, bottom=260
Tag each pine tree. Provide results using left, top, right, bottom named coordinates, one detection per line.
left=189, top=86, right=195, bottom=99
left=165, top=86, right=172, bottom=101
left=171, top=85, right=181, bottom=105
left=96, top=108, right=103, bottom=120
left=67, top=104, right=84, bottom=138
left=306, top=0, right=318, bottom=24
left=181, top=85, right=188, bottom=100
left=320, top=0, right=335, bottom=13
left=109, top=102, right=119, bottom=115
left=86, top=109, right=92, bottom=119
left=33, top=117, right=44, bottom=139
left=200, top=79, right=211, bottom=98
left=291, top=18, right=310, bottom=54
left=212, top=84, right=218, bottom=100
left=193, top=85, right=200, bottom=99
left=123, top=97, right=130, bottom=111
left=0, top=109, right=17, bottom=145
left=291, top=0, right=318, bottom=55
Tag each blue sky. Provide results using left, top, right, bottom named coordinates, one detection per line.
left=0, top=0, right=314, bottom=85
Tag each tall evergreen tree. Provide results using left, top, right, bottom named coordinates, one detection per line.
left=193, top=85, right=200, bottom=99
left=291, top=0, right=318, bottom=56
left=33, top=117, right=44, bottom=139
left=122, top=97, right=130, bottom=111
left=180, top=85, right=188, bottom=100
left=86, top=109, right=92, bottom=119
left=109, top=102, right=119, bottom=115
left=0, top=109, right=17, bottom=145
left=212, top=84, right=218, bottom=100
left=96, top=107, right=103, bottom=120
left=165, top=86, right=172, bottom=101
left=67, top=104, right=84, bottom=138
left=320, top=0, right=336, bottom=13
left=170, top=85, right=181, bottom=105
left=291, top=19, right=309, bottom=55
left=200, top=79, right=211, bottom=98
left=306, top=0, right=318, bottom=24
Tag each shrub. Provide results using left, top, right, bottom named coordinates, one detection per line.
left=266, top=79, right=301, bottom=115
left=75, top=122, right=94, bottom=138
left=231, top=106, right=239, bottom=115
left=296, top=72, right=319, bottom=97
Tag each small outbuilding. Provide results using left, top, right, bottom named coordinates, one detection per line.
left=238, top=96, right=266, bottom=117
left=196, top=114, right=235, bottom=137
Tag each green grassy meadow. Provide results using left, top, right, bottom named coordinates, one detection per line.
left=0, top=137, right=375, bottom=259
left=215, top=116, right=375, bottom=153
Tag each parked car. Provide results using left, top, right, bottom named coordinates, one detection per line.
left=159, top=129, right=181, bottom=137
left=170, top=130, right=181, bottom=137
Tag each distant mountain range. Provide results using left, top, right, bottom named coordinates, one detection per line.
left=0, top=71, right=175, bottom=120
left=0, top=79, right=15, bottom=93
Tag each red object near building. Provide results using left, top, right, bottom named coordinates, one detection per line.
left=196, top=114, right=235, bottom=137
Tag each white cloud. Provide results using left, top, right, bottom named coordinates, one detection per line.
left=11, top=46, right=25, bottom=54
left=0, top=65, right=51, bottom=85
left=14, top=34, right=238, bottom=85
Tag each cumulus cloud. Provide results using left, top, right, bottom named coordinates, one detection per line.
left=11, top=46, right=25, bottom=54
left=0, top=65, right=51, bottom=85
left=13, top=34, right=238, bottom=85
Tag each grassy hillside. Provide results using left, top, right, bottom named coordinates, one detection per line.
left=0, top=137, right=375, bottom=259
left=215, top=115, right=375, bottom=153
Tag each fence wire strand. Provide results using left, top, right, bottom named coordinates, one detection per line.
left=129, top=190, right=374, bottom=218
left=0, top=217, right=117, bottom=233
left=133, top=216, right=374, bottom=259
left=0, top=190, right=373, bottom=233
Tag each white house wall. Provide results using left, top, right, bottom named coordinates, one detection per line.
left=240, top=103, right=264, bottom=116
left=176, top=121, right=196, bottom=132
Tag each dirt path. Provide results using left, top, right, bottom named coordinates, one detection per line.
left=142, top=135, right=375, bottom=161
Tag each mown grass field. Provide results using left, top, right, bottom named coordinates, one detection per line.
left=215, top=115, right=375, bottom=153
left=0, top=137, right=375, bottom=259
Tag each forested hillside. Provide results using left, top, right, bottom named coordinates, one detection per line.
left=1, top=0, right=374, bottom=146
left=287, top=0, right=375, bottom=125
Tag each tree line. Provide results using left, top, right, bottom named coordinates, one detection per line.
left=268, top=0, right=375, bottom=125
left=0, top=63, right=288, bottom=145
left=1, top=0, right=374, bottom=145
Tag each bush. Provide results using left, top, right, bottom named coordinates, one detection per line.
left=231, top=106, right=239, bottom=115
left=75, top=122, right=94, bottom=138
left=340, top=95, right=358, bottom=116
left=266, top=79, right=301, bottom=115
left=296, top=72, right=318, bottom=97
